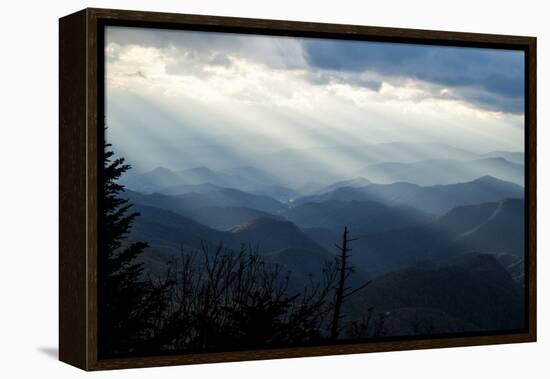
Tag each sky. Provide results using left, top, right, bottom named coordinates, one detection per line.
left=104, top=25, right=525, bottom=173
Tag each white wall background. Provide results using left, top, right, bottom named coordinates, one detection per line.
left=0, top=0, right=546, bottom=377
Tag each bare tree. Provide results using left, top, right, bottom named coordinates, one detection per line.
left=161, top=242, right=338, bottom=352
left=372, top=312, right=389, bottom=337
left=346, top=308, right=374, bottom=339
left=330, top=226, right=371, bottom=341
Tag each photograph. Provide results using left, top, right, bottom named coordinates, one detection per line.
left=99, top=24, right=527, bottom=359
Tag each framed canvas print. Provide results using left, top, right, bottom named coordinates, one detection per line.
left=59, top=8, right=537, bottom=371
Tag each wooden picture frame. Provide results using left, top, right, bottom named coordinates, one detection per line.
left=59, top=8, right=536, bottom=371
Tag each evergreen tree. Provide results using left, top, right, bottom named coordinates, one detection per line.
left=98, top=141, right=169, bottom=357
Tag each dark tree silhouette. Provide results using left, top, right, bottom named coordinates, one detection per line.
left=98, top=141, right=171, bottom=357
left=161, top=242, right=337, bottom=352
left=329, top=226, right=371, bottom=341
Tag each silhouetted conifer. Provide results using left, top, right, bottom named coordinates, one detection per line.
left=98, top=140, right=170, bottom=357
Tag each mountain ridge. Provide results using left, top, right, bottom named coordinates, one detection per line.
left=295, top=175, right=523, bottom=214
left=356, top=157, right=523, bottom=186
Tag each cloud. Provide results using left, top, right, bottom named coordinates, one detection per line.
left=303, top=39, right=524, bottom=114
left=105, top=26, right=308, bottom=71
left=106, top=26, right=524, bottom=115
left=303, top=71, right=383, bottom=92
left=104, top=25, right=525, bottom=177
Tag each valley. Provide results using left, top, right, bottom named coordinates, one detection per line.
left=118, top=146, right=526, bottom=339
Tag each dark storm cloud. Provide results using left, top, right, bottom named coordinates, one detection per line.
left=452, top=87, right=524, bottom=115
left=303, top=39, right=524, bottom=114
left=304, top=71, right=382, bottom=91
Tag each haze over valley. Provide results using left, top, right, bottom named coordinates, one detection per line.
left=118, top=143, right=526, bottom=336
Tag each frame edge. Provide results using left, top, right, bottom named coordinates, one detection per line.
left=526, top=36, right=537, bottom=343
left=59, top=8, right=89, bottom=371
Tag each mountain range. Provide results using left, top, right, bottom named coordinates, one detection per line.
left=121, top=143, right=524, bottom=195
left=126, top=181, right=524, bottom=281
left=349, top=198, right=525, bottom=276
left=120, top=144, right=526, bottom=337
left=357, top=157, right=523, bottom=186
left=129, top=204, right=341, bottom=282
left=344, top=253, right=525, bottom=336
left=284, top=200, right=434, bottom=233
left=294, top=175, right=523, bottom=214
